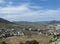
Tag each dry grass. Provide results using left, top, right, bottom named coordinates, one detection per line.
left=0, top=35, right=52, bottom=44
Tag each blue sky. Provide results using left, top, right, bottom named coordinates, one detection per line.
left=0, top=0, right=60, bottom=22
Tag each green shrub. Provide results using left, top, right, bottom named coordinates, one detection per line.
left=20, top=42, right=24, bottom=44
left=1, top=41, right=6, bottom=44
left=49, top=40, right=53, bottom=43
left=25, top=41, right=31, bottom=44
left=25, top=40, right=39, bottom=44
left=31, top=40, right=39, bottom=44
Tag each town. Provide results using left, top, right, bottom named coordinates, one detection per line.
left=0, top=24, right=60, bottom=38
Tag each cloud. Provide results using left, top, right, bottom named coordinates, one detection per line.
left=0, top=3, right=60, bottom=21
left=0, top=4, right=28, bottom=13
left=7, top=1, right=13, bottom=7
left=0, top=0, right=5, bottom=3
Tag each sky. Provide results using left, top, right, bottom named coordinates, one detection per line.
left=0, top=0, right=60, bottom=22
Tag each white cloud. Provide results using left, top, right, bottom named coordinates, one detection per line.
left=0, top=4, right=28, bottom=13
left=7, top=1, right=13, bottom=7
left=0, top=3, right=60, bottom=21
left=0, top=0, right=5, bottom=3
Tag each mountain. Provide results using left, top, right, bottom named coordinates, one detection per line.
left=14, top=20, right=60, bottom=25
left=0, top=18, right=13, bottom=24
left=14, top=21, right=34, bottom=24
left=48, top=20, right=60, bottom=25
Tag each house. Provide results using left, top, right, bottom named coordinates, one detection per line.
left=17, top=31, right=24, bottom=36
left=56, top=24, right=60, bottom=30
left=37, top=29, right=41, bottom=32
left=29, top=28, right=32, bottom=31
left=53, top=32, right=60, bottom=35
left=11, top=28, right=15, bottom=31
left=38, top=32, right=42, bottom=35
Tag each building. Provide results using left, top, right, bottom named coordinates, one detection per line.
left=56, top=24, right=60, bottom=30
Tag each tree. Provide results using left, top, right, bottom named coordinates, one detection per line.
left=1, top=41, right=7, bottom=44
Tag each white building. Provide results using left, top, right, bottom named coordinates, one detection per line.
left=56, top=24, right=60, bottom=30
left=29, top=28, right=32, bottom=31
left=17, top=31, right=24, bottom=36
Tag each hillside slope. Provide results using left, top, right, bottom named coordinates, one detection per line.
left=0, top=18, right=13, bottom=24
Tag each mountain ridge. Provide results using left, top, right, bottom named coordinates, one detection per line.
left=0, top=18, right=13, bottom=24
left=13, top=20, right=60, bottom=25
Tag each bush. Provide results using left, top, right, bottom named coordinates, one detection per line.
left=20, top=42, right=24, bottom=44
left=49, top=40, right=53, bottom=43
left=25, top=40, right=39, bottom=44
left=31, top=40, right=39, bottom=44
left=1, top=41, right=6, bottom=44
left=25, top=41, right=31, bottom=44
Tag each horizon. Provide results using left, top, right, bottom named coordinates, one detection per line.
left=12, top=20, right=60, bottom=22
left=1, top=18, right=60, bottom=22
left=0, top=0, right=60, bottom=22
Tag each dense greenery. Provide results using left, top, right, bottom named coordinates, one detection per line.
left=53, top=34, right=60, bottom=38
